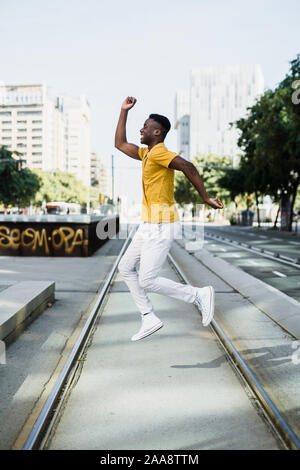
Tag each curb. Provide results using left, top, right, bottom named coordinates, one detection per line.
left=0, top=281, right=55, bottom=345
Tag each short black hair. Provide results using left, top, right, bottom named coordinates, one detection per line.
left=149, top=113, right=171, bottom=135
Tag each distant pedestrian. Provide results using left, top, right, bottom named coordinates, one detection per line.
left=115, top=97, right=223, bottom=341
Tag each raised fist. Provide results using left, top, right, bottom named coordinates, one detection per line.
left=121, top=96, right=137, bottom=110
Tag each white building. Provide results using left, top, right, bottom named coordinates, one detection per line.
left=174, top=90, right=190, bottom=160
left=62, top=94, right=91, bottom=187
left=90, top=151, right=109, bottom=196
left=0, top=84, right=65, bottom=171
left=0, top=84, right=92, bottom=187
left=175, top=65, right=264, bottom=164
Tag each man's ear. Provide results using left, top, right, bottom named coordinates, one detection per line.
left=153, top=129, right=161, bottom=136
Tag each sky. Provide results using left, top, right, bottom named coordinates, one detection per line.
left=1, top=0, right=300, bottom=204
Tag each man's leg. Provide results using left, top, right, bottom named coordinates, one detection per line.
left=138, top=222, right=215, bottom=327
left=138, top=222, right=197, bottom=303
left=118, top=223, right=164, bottom=341
left=118, top=224, right=154, bottom=315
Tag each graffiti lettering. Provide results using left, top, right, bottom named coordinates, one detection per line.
left=52, top=227, right=85, bottom=254
left=0, top=225, right=86, bottom=254
left=0, top=226, right=10, bottom=246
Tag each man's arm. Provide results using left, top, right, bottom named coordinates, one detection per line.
left=114, top=97, right=140, bottom=160
left=168, top=156, right=223, bottom=209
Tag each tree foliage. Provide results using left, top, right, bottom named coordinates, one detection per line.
left=229, top=54, right=300, bottom=230
left=32, top=170, right=88, bottom=206
left=174, top=153, right=232, bottom=207
left=0, top=146, right=40, bottom=208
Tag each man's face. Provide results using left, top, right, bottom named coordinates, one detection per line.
left=140, top=119, right=161, bottom=145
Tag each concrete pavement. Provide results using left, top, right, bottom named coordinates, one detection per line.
left=172, top=240, right=300, bottom=443
left=0, top=237, right=125, bottom=450
left=2, top=223, right=299, bottom=450
left=48, top=260, right=281, bottom=450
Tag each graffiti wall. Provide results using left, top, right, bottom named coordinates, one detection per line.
left=0, top=215, right=119, bottom=256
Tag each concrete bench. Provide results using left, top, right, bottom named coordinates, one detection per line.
left=0, top=281, right=55, bottom=345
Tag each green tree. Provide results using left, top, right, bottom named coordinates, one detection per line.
left=174, top=153, right=232, bottom=224
left=175, top=153, right=232, bottom=210
left=232, top=55, right=300, bottom=231
left=0, top=146, right=40, bottom=208
left=193, top=153, right=232, bottom=202
left=217, top=166, right=247, bottom=212
left=32, top=170, right=88, bottom=207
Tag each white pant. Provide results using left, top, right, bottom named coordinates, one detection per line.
left=118, top=222, right=198, bottom=315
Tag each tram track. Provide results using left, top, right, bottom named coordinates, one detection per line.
left=20, top=227, right=136, bottom=450
left=168, top=252, right=300, bottom=451
left=17, top=225, right=300, bottom=451
left=205, top=231, right=300, bottom=269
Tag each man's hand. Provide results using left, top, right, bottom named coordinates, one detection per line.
left=205, top=197, right=223, bottom=209
left=121, top=96, right=137, bottom=111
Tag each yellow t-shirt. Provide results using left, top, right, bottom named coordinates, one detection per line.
left=138, top=142, right=179, bottom=223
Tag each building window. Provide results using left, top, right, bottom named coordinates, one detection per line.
left=32, top=144, right=42, bottom=148
left=17, top=136, right=27, bottom=140
left=32, top=120, right=42, bottom=124
left=2, top=121, right=12, bottom=124
left=32, top=136, right=42, bottom=140
left=18, top=128, right=27, bottom=132
left=17, top=143, right=27, bottom=148
left=0, top=112, right=11, bottom=116
left=32, top=128, right=42, bottom=132
left=32, top=152, right=42, bottom=156
left=17, top=120, right=27, bottom=124
left=2, top=137, right=11, bottom=140
left=2, top=128, right=12, bottom=132
left=17, top=111, right=42, bottom=116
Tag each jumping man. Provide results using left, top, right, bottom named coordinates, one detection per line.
left=115, top=96, right=223, bottom=341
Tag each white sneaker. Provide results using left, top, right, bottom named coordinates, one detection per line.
left=194, top=286, right=215, bottom=327
left=131, top=312, right=163, bottom=341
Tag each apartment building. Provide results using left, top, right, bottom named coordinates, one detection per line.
left=174, top=90, right=190, bottom=160
left=0, top=84, right=92, bottom=187
left=90, top=151, right=108, bottom=196
left=63, top=94, right=91, bottom=187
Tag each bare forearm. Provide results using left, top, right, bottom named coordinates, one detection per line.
left=114, top=98, right=140, bottom=159
left=168, top=156, right=223, bottom=209
left=183, top=163, right=209, bottom=202
left=115, top=109, right=128, bottom=148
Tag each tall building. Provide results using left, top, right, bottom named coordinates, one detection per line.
left=175, top=65, right=264, bottom=164
left=174, top=90, right=190, bottom=160
left=63, top=94, right=91, bottom=187
left=90, top=151, right=108, bottom=196
left=0, top=84, right=65, bottom=171
left=0, top=84, right=92, bottom=186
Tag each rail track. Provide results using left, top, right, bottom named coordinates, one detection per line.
left=18, top=226, right=300, bottom=451
left=205, top=230, right=300, bottom=269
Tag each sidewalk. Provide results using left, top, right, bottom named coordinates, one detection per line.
left=48, top=256, right=281, bottom=450
left=0, top=238, right=125, bottom=450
